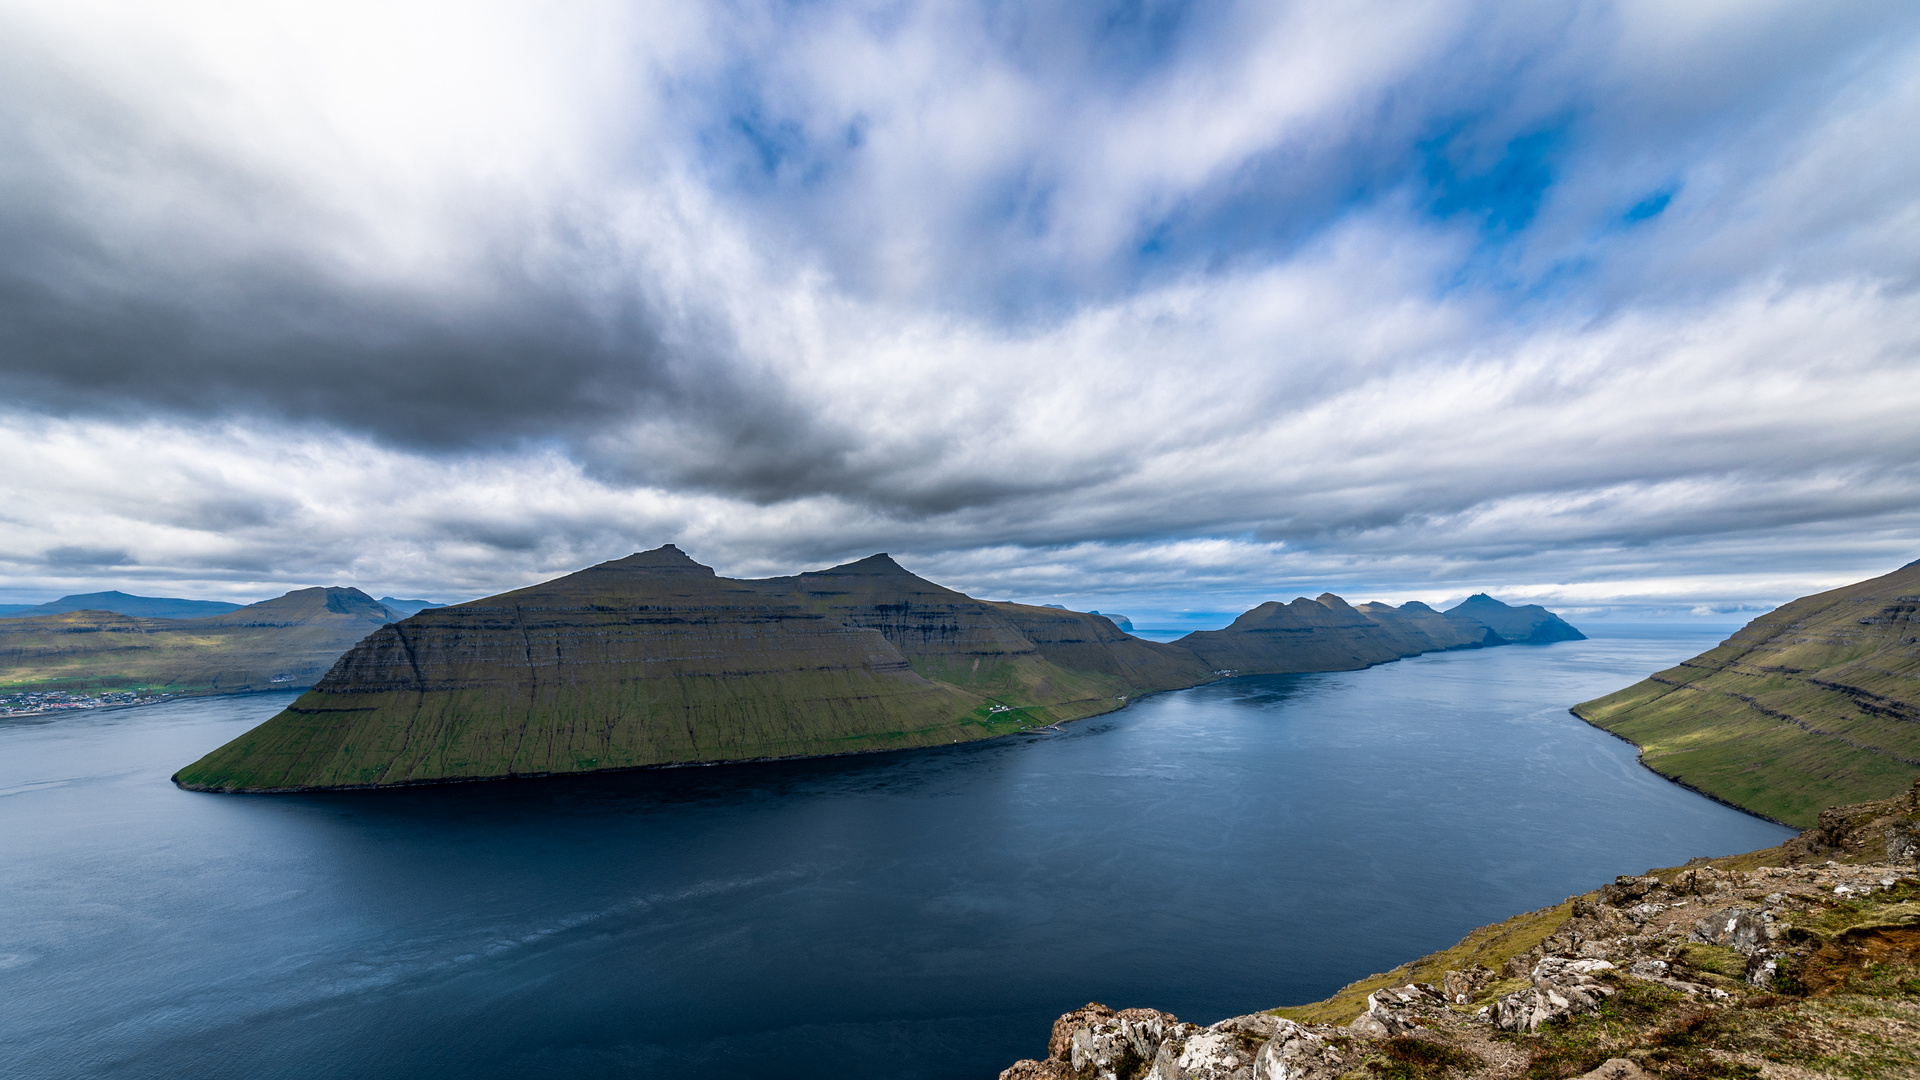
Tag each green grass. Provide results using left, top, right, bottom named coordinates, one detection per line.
left=1572, top=566, right=1920, bottom=826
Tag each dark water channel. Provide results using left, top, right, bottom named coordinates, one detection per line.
left=0, top=628, right=1791, bottom=1079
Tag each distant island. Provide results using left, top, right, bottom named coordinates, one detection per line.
left=0, top=590, right=244, bottom=620
left=173, top=545, right=1581, bottom=793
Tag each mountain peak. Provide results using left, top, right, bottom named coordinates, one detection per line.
left=603, top=545, right=714, bottom=574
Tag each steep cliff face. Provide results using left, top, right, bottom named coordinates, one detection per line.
left=1574, top=560, right=1920, bottom=826
left=174, top=547, right=988, bottom=791
left=0, top=587, right=399, bottom=695
left=1175, top=594, right=1503, bottom=674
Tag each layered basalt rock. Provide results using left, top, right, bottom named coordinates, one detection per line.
left=1574, top=559, right=1920, bottom=825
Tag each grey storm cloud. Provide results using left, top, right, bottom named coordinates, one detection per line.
left=0, top=0, right=1918, bottom=620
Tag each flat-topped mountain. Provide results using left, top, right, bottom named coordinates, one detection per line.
left=175, top=548, right=1584, bottom=792
left=1444, top=593, right=1586, bottom=643
left=0, top=590, right=244, bottom=620
left=0, top=587, right=403, bottom=696
left=1574, top=560, right=1920, bottom=826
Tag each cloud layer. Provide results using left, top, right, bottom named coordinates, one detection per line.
left=2, top=0, right=1918, bottom=623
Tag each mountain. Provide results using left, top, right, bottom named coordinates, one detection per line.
left=0, top=590, right=244, bottom=620
left=1087, top=611, right=1133, bottom=631
left=1443, top=593, right=1586, bottom=643
left=173, top=549, right=1214, bottom=792
left=1172, top=594, right=1501, bottom=674
left=1573, top=560, right=1920, bottom=827
left=377, top=597, right=446, bottom=619
left=0, top=588, right=401, bottom=696
left=174, top=548, right=1584, bottom=792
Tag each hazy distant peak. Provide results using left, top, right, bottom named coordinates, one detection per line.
left=1398, top=600, right=1439, bottom=614
left=0, top=590, right=244, bottom=620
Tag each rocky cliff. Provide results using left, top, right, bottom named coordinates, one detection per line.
left=0, top=587, right=401, bottom=695
left=173, top=547, right=1585, bottom=792
left=1000, top=781, right=1920, bottom=1080
left=1574, top=560, right=1920, bottom=827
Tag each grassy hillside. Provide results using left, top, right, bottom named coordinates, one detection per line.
left=0, top=588, right=399, bottom=696
left=1574, top=560, right=1920, bottom=827
left=178, top=550, right=1579, bottom=792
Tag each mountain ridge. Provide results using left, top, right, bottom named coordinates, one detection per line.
left=1573, top=560, right=1920, bottom=827
left=172, top=546, right=1582, bottom=793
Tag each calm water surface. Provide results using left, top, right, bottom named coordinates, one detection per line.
left=0, top=628, right=1791, bottom=1079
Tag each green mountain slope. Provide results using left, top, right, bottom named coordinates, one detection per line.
left=175, top=547, right=1586, bottom=793
left=1573, top=560, right=1920, bottom=826
left=0, top=588, right=400, bottom=695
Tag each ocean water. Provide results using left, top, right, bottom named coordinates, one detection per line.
left=0, top=628, right=1790, bottom=1079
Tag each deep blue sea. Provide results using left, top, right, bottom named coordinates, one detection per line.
left=0, top=627, right=1791, bottom=1080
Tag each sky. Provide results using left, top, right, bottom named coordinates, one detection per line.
left=2, top=0, right=1918, bottom=627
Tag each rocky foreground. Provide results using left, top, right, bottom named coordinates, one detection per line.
left=1000, top=782, right=1920, bottom=1080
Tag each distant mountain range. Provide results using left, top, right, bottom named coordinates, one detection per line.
left=1, top=590, right=448, bottom=621
left=1575, top=559, right=1920, bottom=826
left=173, top=546, right=1583, bottom=793
left=0, top=590, right=245, bottom=620
left=0, top=588, right=407, bottom=696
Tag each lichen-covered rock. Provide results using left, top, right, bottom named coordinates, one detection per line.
left=1440, top=964, right=1494, bottom=1004
left=1069, top=1007, right=1189, bottom=1080
left=1353, top=982, right=1448, bottom=1036
left=999, top=1059, right=1067, bottom=1080
left=1598, top=875, right=1663, bottom=906
left=1250, top=1021, right=1334, bottom=1080
left=1689, top=906, right=1766, bottom=953
left=1145, top=1028, right=1251, bottom=1080
left=1493, top=958, right=1616, bottom=1032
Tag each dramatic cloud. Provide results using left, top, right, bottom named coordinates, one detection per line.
left=1, top=0, right=1917, bottom=624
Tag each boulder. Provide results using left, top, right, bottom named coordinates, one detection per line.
left=1145, top=1028, right=1252, bottom=1080
left=1886, top=823, right=1919, bottom=866
left=1353, top=982, right=1448, bottom=1037
left=1493, top=958, right=1616, bottom=1033
left=1249, top=1020, right=1335, bottom=1080
left=1069, top=1008, right=1189, bottom=1080
left=1440, top=964, right=1494, bottom=1004
left=1689, top=907, right=1766, bottom=954
left=1598, top=875, right=1662, bottom=906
